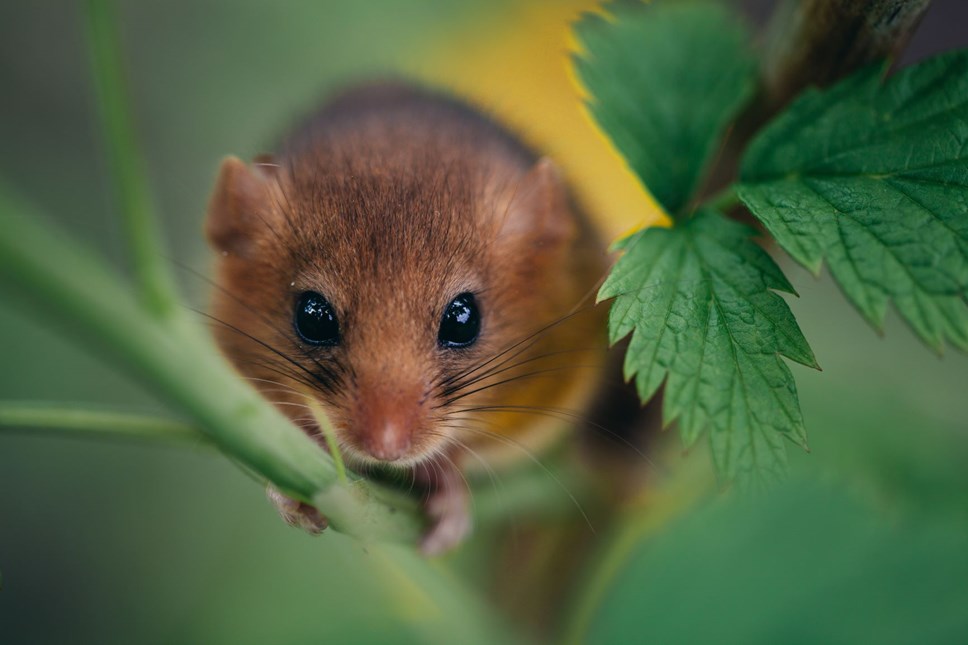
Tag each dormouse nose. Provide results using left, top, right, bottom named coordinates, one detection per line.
left=363, top=418, right=412, bottom=462
left=355, top=379, right=425, bottom=462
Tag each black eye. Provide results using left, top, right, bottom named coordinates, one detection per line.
left=294, top=291, right=340, bottom=346
left=438, top=292, right=480, bottom=349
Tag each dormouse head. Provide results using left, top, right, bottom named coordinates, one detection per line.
left=205, top=88, right=602, bottom=469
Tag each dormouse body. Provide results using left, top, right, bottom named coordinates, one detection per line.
left=206, top=83, right=607, bottom=552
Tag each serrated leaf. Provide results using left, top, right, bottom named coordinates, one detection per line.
left=573, top=0, right=756, bottom=216
left=738, top=52, right=968, bottom=352
left=600, top=210, right=816, bottom=484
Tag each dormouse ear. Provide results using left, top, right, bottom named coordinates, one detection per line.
left=205, top=155, right=276, bottom=257
left=500, top=157, right=576, bottom=244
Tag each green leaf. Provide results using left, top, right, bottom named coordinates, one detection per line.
left=576, top=479, right=968, bottom=645
left=738, top=51, right=968, bottom=352
left=599, top=210, right=816, bottom=483
left=573, top=0, right=756, bottom=216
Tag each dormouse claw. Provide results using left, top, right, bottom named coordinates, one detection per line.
left=267, top=486, right=329, bottom=535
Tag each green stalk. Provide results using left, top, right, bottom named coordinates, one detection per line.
left=0, top=402, right=205, bottom=446
left=85, top=0, right=179, bottom=317
left=706, top=184, right=740, bottom=212
left=0, top=184, right=420, bottom=543
left=0, top=398, right=585, bottom=530
left=368, top=543, right=525, bottom=645
left=0, top=1, right=518, bottom=639
left=312, top=399, right=348, bottom=485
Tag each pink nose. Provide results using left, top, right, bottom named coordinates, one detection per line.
left=354, top=378, right=424, bottom=462
left=362, top=419, right=412, bottom=462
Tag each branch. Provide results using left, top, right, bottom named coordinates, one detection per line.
left=761, top=0, right=932, bottom=111
left=0, top=402, right=205, bottom=446
left=702, top=0, right=932, bottom=202
left=0, top=184, right=421, bottom=544
left=0, top=398, right=519, bottom=642
left=0, top=399, right=590, bottom=530
left=85, top=0, right=180, bottom=316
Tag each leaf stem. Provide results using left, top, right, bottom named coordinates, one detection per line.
left=0, top=397, right=586, bottom=531
left=706, top=185, right=741, bottom=212
left=0, top=402, right=207, bottom=447
left=85, top=0, right=179, bottom=317
left=0, top=184, right=422, bottom=544
left=312, top=400, right=348, bottom=485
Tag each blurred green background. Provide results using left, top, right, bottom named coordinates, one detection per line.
left=1, top=1, right=967, bottom=643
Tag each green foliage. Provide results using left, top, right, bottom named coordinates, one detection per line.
left=739, top=52, right=968, bottom=352
left=576, top=479, right=968, bottom=645
left=574, top=0, right=755, bottom=215
left=579, top=0, right=968, bottom=484
left=577, top=0, right=814, bottom=482
left=600, top=210, right=815, bottom=482
left=2, top=1, right=967, bottom=642
left=0, top=3, right=514, bottom=642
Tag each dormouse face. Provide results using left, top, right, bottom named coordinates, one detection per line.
left=205, top=123, right=601, bottom=470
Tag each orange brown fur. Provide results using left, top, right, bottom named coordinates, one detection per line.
left=206, top=83, right=607, bottom=527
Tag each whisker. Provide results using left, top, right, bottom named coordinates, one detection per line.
left=446, top=404, right=655, bottom=467
left=438, top=346, right=602, bottom=398
left=193, top=309, right=343, bottom=397
left=229, top=353, right=334, bottom=397
left=434, top=301, right=603, bottom=392
left=173, top=262, right=294, bottom=337
left=428, top=427, right=523, bottom=550
left=444, top=420, right=595, bottom=535
left=173, top=265, right=349, bottom=392
left=439, top=364, right=603, bottom=408
left=430, top=431, right=504, bottom=502
left=439, top=452, right=474, bottom=511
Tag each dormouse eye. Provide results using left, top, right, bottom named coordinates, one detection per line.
left=438, top=292, right=480, bottom=349
left=294, top=291, right=340, bottom=346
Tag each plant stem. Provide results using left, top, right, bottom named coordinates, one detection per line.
left=0, top=396, right=585, bottom=535
left=762, top=0, right=932, bottom=110
left=701, top=0, right=931, bottom=204
left=560, top=456, right=713, bottom=645
left=0, top=184, right=421, bottom=544
left=85, top=0, right=179, bottom=317
left=312, top=400, right=348, bottom=485
left=0, top=402, right=207, bottom=447
left=706, top=186, right=740, bottom=213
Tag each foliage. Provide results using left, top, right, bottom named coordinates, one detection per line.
left=600, top=210, right=814, bottom=482
left=573, top=478, right=968, bottom=645
left=1, top=0, right=967, bottom=643
left=574, top=0, right=755, bottom=215
left=739, top=52, right=968, bottom=352
left=0, top=2, right=504, bottom=642
left=576, top=0, right=968, bottom=484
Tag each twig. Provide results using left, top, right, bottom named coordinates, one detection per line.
left=701, top=0, right=932, bottom=207
left=761, top=0, right=932, bottom=111
left=0, top=184, right=421, bottom=544
left=85, top=0, right=180, bottom=316
left=0, top=403, right=206, bottom=447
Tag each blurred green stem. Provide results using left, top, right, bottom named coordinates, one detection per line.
left=0, top=182, right=425, bottom=544
left=0, top=0, right=548, bottom=640
left=85, top=0, right=179, bottom=317
left=706, top=185, right=740, bottom=212
left=0, top=402, right=205, bottom=447
left=560, top=465, right=711, bottom=645
left=0, top=398, right=588, bottom=528
left=71, top=0, right=430, bottom=544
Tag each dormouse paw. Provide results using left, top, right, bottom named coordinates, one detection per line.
left=420, top=488, right=471, bottom=555
left=267, top=486, right=329, bottom=535
left=419, top=475, right=472, bottom=556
